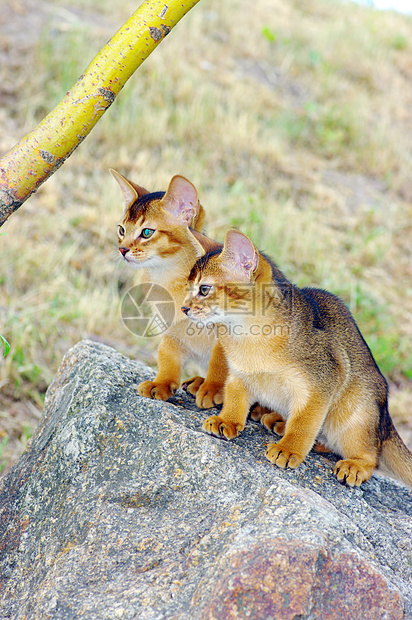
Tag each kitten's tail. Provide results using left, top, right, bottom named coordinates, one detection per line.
left=379, top=421, right=412, bottom=489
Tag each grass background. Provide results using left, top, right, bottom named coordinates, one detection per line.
left=1, top=0, right=411, bottom=474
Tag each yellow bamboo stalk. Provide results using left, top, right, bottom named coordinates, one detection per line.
left=0, top=0, right=201, bottom=227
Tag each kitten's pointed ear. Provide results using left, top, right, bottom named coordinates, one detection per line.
left=161, top=175, right=200, bottom=226
left=110, top=169, right=149, bottom=210
left=220, top=229, right=258, bottom=281
left=186, top=228, right=206, bottom=259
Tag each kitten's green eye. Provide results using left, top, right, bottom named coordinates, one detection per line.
left=118, top=225, right=125, bottom=237
left=140, top=228, right=155, bottom=239
left=199, top=285, right=212, bottom=297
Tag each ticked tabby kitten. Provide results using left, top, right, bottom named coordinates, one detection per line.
left=182, top=228, right=412, bottom=488
left=112, top=169, right=227, bottom=408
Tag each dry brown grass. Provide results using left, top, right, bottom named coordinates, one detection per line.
left=1, top=0, right=411, bottom=473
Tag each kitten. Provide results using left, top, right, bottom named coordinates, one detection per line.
left=182, top=228, right=412, bottom=488
left=112, top=169, right=227, bottom=408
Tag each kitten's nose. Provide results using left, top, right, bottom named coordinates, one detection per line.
left=119, top=247, right=129, bottom=257
left=181, top=306, right=190, bottom=315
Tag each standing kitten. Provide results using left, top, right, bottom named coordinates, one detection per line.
left=112, top=170, right=227, bottom=408
left=182, top=228, right=412, bottom=488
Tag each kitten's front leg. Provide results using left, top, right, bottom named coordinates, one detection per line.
left=203, top=375, right=250, bottom=439
left=265, top=394, right=329, bottom=469
left=138, top=335, right=185, bottom=401
left=183, top=341, right=228, bottom=408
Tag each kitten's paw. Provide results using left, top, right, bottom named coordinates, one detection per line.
left=182, top=376, right=224, bottom=408
left=138, top=380, right=177, bottom=401
left=265, top=442, right=304, bottom=469
left=249, top=405, right=285, bottom=435
left=182, top=376, right=204, bottom=397
left=313, top=440, right=333, bottom=454
left=334, top=459, right=373, bottom=487
left=202, top=415, right=241, bottom=440
left=249, top=403, right=270, bottom=422
left=260, top=413, right=286, bottom=436
left=196, top=383, right=224, bottom=409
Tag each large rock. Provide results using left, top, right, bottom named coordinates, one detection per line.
left=0, top=340, right=411, bottom=619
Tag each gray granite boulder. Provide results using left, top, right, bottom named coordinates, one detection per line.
left=0, top=340, right=411, bottom=619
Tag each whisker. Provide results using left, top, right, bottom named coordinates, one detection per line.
left=110, top=248, right=122, bottom=261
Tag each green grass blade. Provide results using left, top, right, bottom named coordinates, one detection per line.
left=1, top=335, right=10, bottom=357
